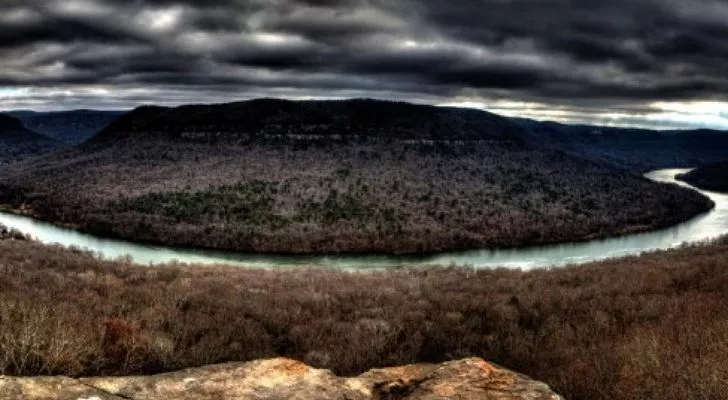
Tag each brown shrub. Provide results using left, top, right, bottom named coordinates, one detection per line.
left=1, top=237, right=728, bottom=400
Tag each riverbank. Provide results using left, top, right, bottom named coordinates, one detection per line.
left=1, top=234, right=728, bottom=400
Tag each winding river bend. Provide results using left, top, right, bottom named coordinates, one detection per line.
left=0, top=168, right=726, bottom=269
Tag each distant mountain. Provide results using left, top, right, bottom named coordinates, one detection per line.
left=88, top=99, right=526, bottom=146
left=677, top=160, right=728, bottom=193
left=0, top=114, right=59, bottom=163
left=8, top=110, right=125, bottom=144
left=512, top=118, right=728, bottom=171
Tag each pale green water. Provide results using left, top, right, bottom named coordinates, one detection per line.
left=0, top=169, right=725, bottom=269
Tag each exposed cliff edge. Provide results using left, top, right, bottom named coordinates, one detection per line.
left=0, top=357, right=562, bottom=400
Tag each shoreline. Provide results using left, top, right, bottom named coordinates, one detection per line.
left=0, top=195, right=716, bottom=259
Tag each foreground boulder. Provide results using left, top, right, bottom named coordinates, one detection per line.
left=0, top=357, right=562, bottom=399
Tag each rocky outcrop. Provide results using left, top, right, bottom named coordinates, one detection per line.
left=0, top=357, right=563, bottom=400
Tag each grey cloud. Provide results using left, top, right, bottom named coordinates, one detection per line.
left=1, top=0, right=728, bottom=128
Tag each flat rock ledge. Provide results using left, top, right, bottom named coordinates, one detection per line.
left=0, top=357, right=563, bottom=400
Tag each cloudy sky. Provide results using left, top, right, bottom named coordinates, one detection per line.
left=2, top=0, right=728, bottom=129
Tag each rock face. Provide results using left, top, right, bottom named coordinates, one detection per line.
left=0, top=358, right=563, bottom=400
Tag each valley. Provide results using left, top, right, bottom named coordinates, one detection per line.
left=0, top=100, right=714, bottom=255
left=0, top=114, right=60, bottom=164
left=5, top=1, right=728, bottom=399
left=8, top=110, right=126, bottom=145
left=0, top=100, right=726, bottom=400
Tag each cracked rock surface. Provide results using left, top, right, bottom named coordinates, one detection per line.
left=0, top=357, right=563, bottom=399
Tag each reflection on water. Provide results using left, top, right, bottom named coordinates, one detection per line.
left=0, top=169, right=725, bottom=269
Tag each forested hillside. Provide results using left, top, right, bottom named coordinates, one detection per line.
left=0, top=99, right=712, bottom=254
left=0, top=114, right=59, bottom=164
left=515, top=118, right=728, bottom=171
left=8, top=110, right=125, bottom=144
left=677, top=160, right=728, bottom=192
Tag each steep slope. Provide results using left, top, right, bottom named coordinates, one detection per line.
left=0, top=114, right=59, bottom=163
left=0, top=99, right=712, bottom=254
left=677, top=160, right=728, bottom=192
left=8, top=109, right=125, bottom=144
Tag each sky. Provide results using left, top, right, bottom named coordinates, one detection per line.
left=2, top=0, right=728, bottom=130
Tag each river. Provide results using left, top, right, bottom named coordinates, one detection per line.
left=0, top=168, right=725, bottom=269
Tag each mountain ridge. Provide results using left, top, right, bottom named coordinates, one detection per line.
left=87, top=98, right=528, bottom=146
left=5, top=100, right=727, bottom=173
left=512, top=116, right=728, bottom=171
left=75, top=99, right=728, bottom=173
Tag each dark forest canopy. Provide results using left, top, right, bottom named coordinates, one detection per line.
left=8, top=110, right=125, bottom=145
left=0, top=114, right=59, bottom=163
left=678, top=160, right=728, bottom=193
left=88, top=99, right=526, bottom=145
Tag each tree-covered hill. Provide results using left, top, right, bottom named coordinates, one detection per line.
left=678, top=160, right=728, bottom=193
left=0, top=114, right=59, bottom=164
left=0, top=99, right=712, bottom=254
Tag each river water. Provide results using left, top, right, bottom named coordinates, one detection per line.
left=0, top=168, right=725, bottom=269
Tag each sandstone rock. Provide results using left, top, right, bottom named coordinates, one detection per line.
left=0, top=357, right=563, bottom=400
left=0, top=376, right=118, bottom=400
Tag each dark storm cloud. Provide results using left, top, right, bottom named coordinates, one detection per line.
left=3, top=0, right=728, bottom=127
